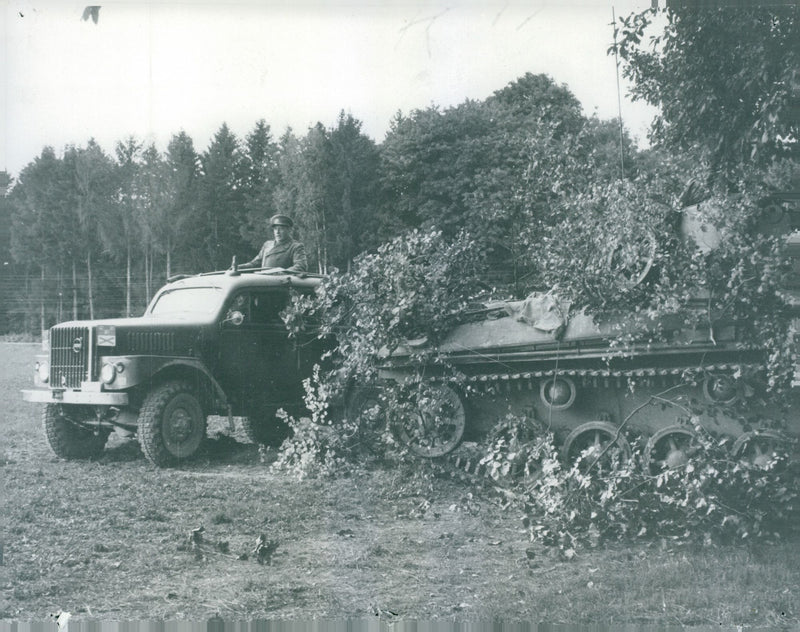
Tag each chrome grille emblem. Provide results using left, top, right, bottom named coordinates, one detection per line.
left=72, top=337, right=83, bottom=354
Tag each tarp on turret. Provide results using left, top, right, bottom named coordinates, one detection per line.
left=500, top=291, right=570, bottom=336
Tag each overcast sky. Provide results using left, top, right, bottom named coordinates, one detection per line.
left=1, top=0, right=659, bottom=178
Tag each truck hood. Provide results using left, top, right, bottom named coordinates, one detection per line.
left=49, top=317, right=214, bottom=357
left=53, top=314, right=215, bottom=328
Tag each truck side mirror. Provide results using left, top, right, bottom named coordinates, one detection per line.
left=224, top=310, right=245, bottom=326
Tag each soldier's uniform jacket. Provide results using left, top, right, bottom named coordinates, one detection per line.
left=245, top=239, right=308, bottom=272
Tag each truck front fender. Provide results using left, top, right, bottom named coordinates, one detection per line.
left=100, top=355, right=230, bottom=408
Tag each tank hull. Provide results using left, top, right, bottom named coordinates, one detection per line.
left=376, top=307, right=798, bottom=463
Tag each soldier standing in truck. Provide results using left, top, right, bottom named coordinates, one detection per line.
left=243, top=214, right=308, bottom=272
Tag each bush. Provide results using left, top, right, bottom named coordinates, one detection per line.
left=274, top=179, right=798, bottom=553
left=531, top=176, right=797, bottom=398
left=515, top=420, right=800, bottom=551
left=284, top=228, right=485, bottom=385
left=274, top=229, right=486, bottom=478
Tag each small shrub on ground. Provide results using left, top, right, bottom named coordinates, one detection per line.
left=269, top=412, right=353, bottom=479
left=269, top=367, right=367, bottom=479
left=479, top=412, right=551, bottom=480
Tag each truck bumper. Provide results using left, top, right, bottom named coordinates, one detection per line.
left=22, top=389, right=129, bottom=406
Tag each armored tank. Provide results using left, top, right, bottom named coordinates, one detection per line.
left=364, top=201, right=800, bottom=470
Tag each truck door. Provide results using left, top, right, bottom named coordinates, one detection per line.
left=218, top=289, right=302, bottom=412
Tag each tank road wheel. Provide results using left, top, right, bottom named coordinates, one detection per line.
left=702, top=374, right=739, bottom=406
left=644, top=425, right=700, bottom=473
left=43, top=404, right=109, bottom=460
left=540, top=376, right=577, bottom=410
left=138, top=381, right=206, bottom=467
left=562, top=421, right=631, bottom=471
left=732, top=431, right=787, bottom=468
left=241, top=407, right=288, bottom=446
left=398, top=384, right=466, bottom=458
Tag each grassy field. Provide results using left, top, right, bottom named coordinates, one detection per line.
left=1, top=342, right=798, bottom=629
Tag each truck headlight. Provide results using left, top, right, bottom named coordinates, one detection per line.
left=101, top=361, right=125, bottom=385
left=36, top=361, right=49, bottom=383
left=100, top=363, right=117, bottom=384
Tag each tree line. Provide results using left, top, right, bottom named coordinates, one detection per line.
left=1, top=4, right=797, bottom=335
left=0, top=73, right=641, bottom=333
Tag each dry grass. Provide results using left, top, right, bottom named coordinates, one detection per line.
left=1, top=342, right=798, bottom=628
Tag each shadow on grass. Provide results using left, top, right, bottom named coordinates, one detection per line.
left=100, top=437, right=144, bottom=462
left=197, top=432, right=263, bottom=466
left=99, top=432, right=264, bottom=467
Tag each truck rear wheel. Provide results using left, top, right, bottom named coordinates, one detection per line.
left=43, top=404, right=109, bottom=459
left=346, top=385, right=387, bottom=436
left=241, top=407, right=288, bottom=446
left=138, top=381, right=206, bottom=467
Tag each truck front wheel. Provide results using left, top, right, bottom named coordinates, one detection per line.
left=138, top=381, right=206, bottom=467
left=43, top=404, right=109, bottom=459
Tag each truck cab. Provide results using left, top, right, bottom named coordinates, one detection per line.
left=22, top=268, right=326, bottom=466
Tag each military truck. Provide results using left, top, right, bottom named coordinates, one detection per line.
left=22, top=267, right=326, bottom=467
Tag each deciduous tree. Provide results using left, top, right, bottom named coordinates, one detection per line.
left=616, top=6, right=799, bottom=180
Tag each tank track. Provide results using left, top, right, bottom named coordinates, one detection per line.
left=429, top=361, right=760, bottom=389
left=449, top=444, right=494, bottom=479
left=426, top=359, right=783, bottom=475
left=372, top=347, right=797, bottom=467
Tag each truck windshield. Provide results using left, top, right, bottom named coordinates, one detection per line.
left=148, top=287, right=224, bottom=317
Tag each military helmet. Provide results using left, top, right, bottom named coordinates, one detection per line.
left=270, top=214, right=294, bottom=228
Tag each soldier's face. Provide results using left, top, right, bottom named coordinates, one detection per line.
left=273, top=225, right=290, bottom=244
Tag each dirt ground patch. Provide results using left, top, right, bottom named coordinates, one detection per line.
left=1, top=342, right=799, bottom=628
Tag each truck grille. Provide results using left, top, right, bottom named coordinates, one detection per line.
left=126, top=331, right=175, bottom=353
left=50, top=326, right=90, bottom=388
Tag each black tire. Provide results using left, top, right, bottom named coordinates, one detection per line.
left=343, top=385, right=388, bottom=448
left=346, top=386, right=386, bottom=428
left=138, top=381, right=206, bottom=467
left=43, top=404, right=109, bottom=460
left=241, top=407, right=289, bottom=446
